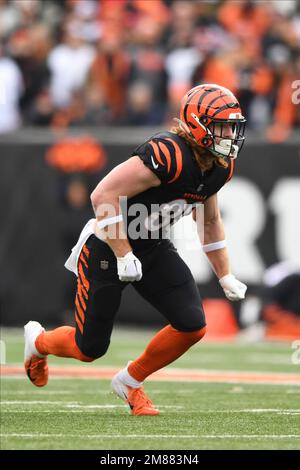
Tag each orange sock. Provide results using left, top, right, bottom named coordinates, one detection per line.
left=128, top=324, right=206, bottom=382
left=35, top=326, right=93, bottom=362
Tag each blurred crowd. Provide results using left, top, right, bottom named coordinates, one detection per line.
left=0, top=0, right=299, bottom=141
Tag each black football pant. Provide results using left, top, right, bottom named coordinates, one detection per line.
left=74, top=235, right=206, bottom=358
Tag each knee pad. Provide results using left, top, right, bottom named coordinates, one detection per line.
left=76, top=351, right=95, bottom=363
left=79, top=339, right=110, bottom=360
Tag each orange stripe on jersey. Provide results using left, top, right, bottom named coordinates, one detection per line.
left=226, top=159, right=235, bottom=182
left=165, top=138, right=183, bottom=183
left=149, top=140, right=164, bottom=166
left=157, top=141, right=171, bottom=173
left=78, top=263, right=90, bottom=291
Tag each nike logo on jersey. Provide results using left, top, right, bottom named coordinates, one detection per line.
left=197, top=183, right=204, bottom=192
left=151, top=155, right=159, bottom=169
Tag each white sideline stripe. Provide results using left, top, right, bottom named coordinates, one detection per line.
left=1, top=433, right=300, bottom=440
left=1, top=407, right=300, bottom=414
left=235, top=408, right=300, bottom=413
left=5, top=362, right=300, bottom=376
left=3, top=376, right=300, bottom=385
left=1, top=401, right=299, bottom=412
left=0, top=401, right=182, bottom=409
left=0, top=401, right=80, bottom=405
left=64, top=404, right=183, bottom=409
left=66, top=405, right=124, bottom=409
left=1, top=390, right=110, bottom=395
left=6, top=388, right=299, bottom=395
left=1, top=410, right=126, bottom=413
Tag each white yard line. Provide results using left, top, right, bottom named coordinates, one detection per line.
left=0, top=401, right=80, bottom=405
left=1, top=433, right=299, bottom=440
left=0, top=390, right=110, bottom=395
left=1, top=405, right=299, bottom=414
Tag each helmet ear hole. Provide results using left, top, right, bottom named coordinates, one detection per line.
left=200, top=115, right=208, bottom=125
left=202, top=137, right=211, bottom=147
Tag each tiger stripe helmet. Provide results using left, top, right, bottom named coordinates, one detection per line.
left=180, top=83, right=246, bottom=159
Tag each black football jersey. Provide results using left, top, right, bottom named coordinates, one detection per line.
left=122, top=131, right=234, bottom=251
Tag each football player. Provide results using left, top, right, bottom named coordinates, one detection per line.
left=24, top=84, right=247, bottom=415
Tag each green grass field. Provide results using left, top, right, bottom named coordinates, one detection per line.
left=1, top=327, right=300, bottom=450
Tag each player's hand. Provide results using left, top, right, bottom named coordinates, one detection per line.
left=219, top=274, right=247, bottom=301
left=117, top=252, right=143, bottom=282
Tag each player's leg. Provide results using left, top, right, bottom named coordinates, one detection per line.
left=128, top=278, right=205, bottom=381
left=112, top=241, right=206, bottom=412
left=25, top=236, right=123, bottom=386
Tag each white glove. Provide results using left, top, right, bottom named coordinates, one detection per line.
left=117, top=252, right=143, bottom=282
left=219, top=274, right=247, bottom=301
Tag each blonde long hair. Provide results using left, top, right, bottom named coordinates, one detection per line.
left=170, top=120, right=228, bottom=172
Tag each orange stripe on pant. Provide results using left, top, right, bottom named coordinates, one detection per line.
left=75, top=311, right=83, bottom=334
left=78, top=279, right=88, bottom=300
left=77, top=283, right=87, bottom=310
left=78, top=262, right=90, bottom=292
left=75, top=296, right=85, bottom=324
left=79, top=252, right=88, bottom=269
left=77, top=270, right=88, bottom=298
left=82, top=245, right=90, bottom=258
left=74, top=255, right=90, bottom=336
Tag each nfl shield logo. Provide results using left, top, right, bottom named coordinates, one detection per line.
left=100, top=260, right=109, bottom=270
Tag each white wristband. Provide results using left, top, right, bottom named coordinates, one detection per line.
left=96, top=214, right=123, bottom=230
left=202, top=240, right=226, bottom=253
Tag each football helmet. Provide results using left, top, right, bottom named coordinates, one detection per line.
left=179, top=83, right=246, bottom=159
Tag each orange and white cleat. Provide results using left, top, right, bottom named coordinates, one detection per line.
left=111, top=372, right=160, bottom=416
left=24, top=321, right=48, bottom=387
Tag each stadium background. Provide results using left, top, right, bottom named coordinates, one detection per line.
left=0, top=0, right=299, bottom=339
